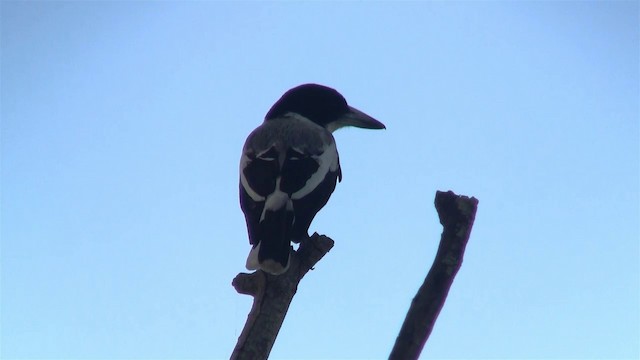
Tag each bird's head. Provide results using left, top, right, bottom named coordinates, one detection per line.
left=265, top=84, right=386, bottom=132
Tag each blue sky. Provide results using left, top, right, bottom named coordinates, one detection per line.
left=1, top=1, right=638, bottom=359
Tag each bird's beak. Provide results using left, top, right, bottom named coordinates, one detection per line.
left=327, top=106, right=386, bottom=132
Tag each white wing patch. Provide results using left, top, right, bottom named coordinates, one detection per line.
left=239, top=153, right=266, bottom=202
left=291, top=141, right=338, bottom=200
left=256, top=147, right=278, bottom=161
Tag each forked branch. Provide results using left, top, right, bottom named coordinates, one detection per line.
left=231, top=233, right=334, bottom=360
left=231, top=191, right=478, bottom=360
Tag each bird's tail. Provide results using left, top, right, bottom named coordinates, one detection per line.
left=248, top=191, right=294, bottom=275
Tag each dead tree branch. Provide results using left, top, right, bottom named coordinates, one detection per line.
left=231, top=233, right=334, bottom=360
left=389, top=190, right=479, bottom=360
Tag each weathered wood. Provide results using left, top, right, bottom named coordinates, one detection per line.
left=231, top=233, right=334, bottom=360
left=389, top=190, right=479, bottom=360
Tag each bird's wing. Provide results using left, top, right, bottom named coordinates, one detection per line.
left=239, top=116, right=341, bottom=244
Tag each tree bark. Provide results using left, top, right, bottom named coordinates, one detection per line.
left=231, top=190, right=477, bottom=360
left=231, top=233, right=334, bottom=360
left=389, top=190, right=479, bottom=360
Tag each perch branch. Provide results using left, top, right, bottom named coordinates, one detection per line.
left=231, top=233, right=334, bottom=360
left=389, top=190, right=479, bottom=360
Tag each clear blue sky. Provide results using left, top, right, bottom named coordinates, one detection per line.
left=2, top=1, right=638, bottom=359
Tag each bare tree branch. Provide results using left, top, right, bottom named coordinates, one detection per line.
left=231, top=191, right=477, bottom=359
left=231, top=233, right=334, bottom=360
left=389, top=190, right=479, bottom=360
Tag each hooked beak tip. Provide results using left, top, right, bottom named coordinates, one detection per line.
left=347, top=106, right=386, bottom=130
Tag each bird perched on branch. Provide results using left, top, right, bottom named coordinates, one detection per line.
left=239, top=84, right=385, bottom=275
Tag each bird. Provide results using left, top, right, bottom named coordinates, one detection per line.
left=239, top=83, right=385, bottom=275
